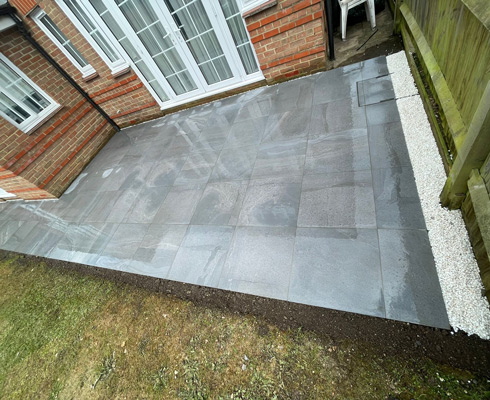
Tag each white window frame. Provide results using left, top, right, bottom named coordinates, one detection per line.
left=31, top=7, right=97, bottom=79
left=0, top=53, right=60, bottom=134
left=54, top=0, right=130, bottom=76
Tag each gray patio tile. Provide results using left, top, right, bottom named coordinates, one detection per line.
left=357, top=75, right=395, bottom=106
left=95, top=223, right=149, bottom=270
left=61, top=191, right=98, bottom=222
left=305, top=129, right=370, bottom=174
left=163, top=133, right=200, bottom=157
left=80, top=166, right=132, bottom=193
left=14, top=222, right=64, bottom=256
left=270, top=78, right=314, bottom=114
left=360, top=56, right=389, bottom=80
left=128, top=224, right=187, bottom=278
left=0, top=220, right=24, bottom=245
left=205, top=104, right=239, bottom=129
left=1, top=221, right=38, bottom=251
left=234, top=96, right=272, bottom=122
left=168, top=111, right=211, bottom=133
left=126, top=125, right=160, bottom=144
left=169, top=225, right=234, bottom=286
left=105, top=188, right=141, bottom=223
left=368, top=121, right=411, bottom=169
left=218, top=226, right=296, bottom=300
left=191, top=181, right=248, bottom=225
left=118, top=161, right=154, bottom=190
left=373, top=167, right=426, bottom=229
left=366, top=99, right=400, bottom=126
left=146, top=156, right=187, bottom=187
left=27, top=201, right=61, bottom=222
left=124, top=186, right=171, bottom=223
left=174, top=150, right=219, bottom=186
left=310, top=98, right=367, bottom=136
left=298, top=171, right=376, bottom=228
left=252, top=138, right=307, bottom=179
left=153, top=185, right=204, bottom=224
left=147, top=142, right=183, bottom=163
left=378, top=229, right=449, bottom=328
left=289, top=228, right=385, bottom=317
left=223, top=117, right=267, bottom=149
left=262, top=108, right=312, bottom=143
left=192, top=128, right=230, bottom=153
left=238, top=181, right=301, bottom=227
left=85, top=143, right=128, bottom=171
left=48, top=222, right=118, bottom=264
left=103, top=131, right=133, bottom=150
left=0, top=202, right=40, bottom=221
left=313, top=65, right=361, bottom=105
left=39, top=195, right=75, bottom=218
left=209, top=145, right=257, bottom=182
left=84, top=191, right=119, bottom=223
left=0, top=202, right=20, bottom=220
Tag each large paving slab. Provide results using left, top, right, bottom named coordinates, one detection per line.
left=0, top=56, right=450, bottom=329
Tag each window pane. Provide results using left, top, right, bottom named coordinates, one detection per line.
left=0, top=59, right=50, bottom=114
left=0, top=93, right=30, bottom=123
left=218, top=0, right=259, bottom=74
left=39, top=15, right=89, bottom=68
left=63, top=0, right=120, bottom=63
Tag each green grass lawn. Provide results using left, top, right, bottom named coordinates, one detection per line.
left=0, top=254, right=489, bottom=399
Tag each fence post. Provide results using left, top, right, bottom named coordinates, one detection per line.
left=393, top=0, right=402, bottom=34
left=441, top=82, right=490, bottom=209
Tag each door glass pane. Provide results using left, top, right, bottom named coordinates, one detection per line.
left=115, top=0, right=198, bottom=95
left=89, top=0, right=170, bottom=102
left=164, top=0, right=233, bottom=85
left=218, top=0, right=259, bottom=74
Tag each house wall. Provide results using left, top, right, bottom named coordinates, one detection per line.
left=0, top=28, right=115, bottom=199
left=0, top=0, right=328, bottom=200
left=244, top=0, right=327, bottom=82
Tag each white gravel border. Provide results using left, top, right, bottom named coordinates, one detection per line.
left=386, top=51, right=490, bottom=339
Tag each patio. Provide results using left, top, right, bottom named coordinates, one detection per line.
left=0, top=56, right=449, bottom=329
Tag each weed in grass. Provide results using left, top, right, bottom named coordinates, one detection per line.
left=91, top=351, right=116, bottom=389
left=151, top=365, right=169, bottom=392
left=180, top=358, right=208, bottom=400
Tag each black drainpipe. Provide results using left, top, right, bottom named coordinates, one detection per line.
left=324, top=0, right=335, bottom=61
left=0, top=5, right=120, bottom=132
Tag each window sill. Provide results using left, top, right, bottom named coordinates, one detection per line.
left=111, top=65, right=131, bottom=78
left=82, top=70, right=99, bottom=82
left=23, top=103, right=63, bottom=135
left=242, top=0, right=278, bottom=18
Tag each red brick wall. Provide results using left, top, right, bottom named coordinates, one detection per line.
left=9, top=0, right=37, bottom=15
left=0, top=29, right=115, bottom=200
left=245, top=0, right=327, bottom=82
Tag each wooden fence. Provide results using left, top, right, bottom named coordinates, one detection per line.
left=393, top=0, right=490, bottom=299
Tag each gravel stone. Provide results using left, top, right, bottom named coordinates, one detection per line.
left=387, top=51, right=490, bottom=340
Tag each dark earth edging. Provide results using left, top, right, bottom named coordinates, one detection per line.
left=2, top=250, right=490, bottom=378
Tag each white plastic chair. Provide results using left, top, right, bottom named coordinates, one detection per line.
left=338, top=0, right=376, bottom=41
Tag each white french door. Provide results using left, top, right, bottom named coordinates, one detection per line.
left=83, top=0, right=261, bottom=108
